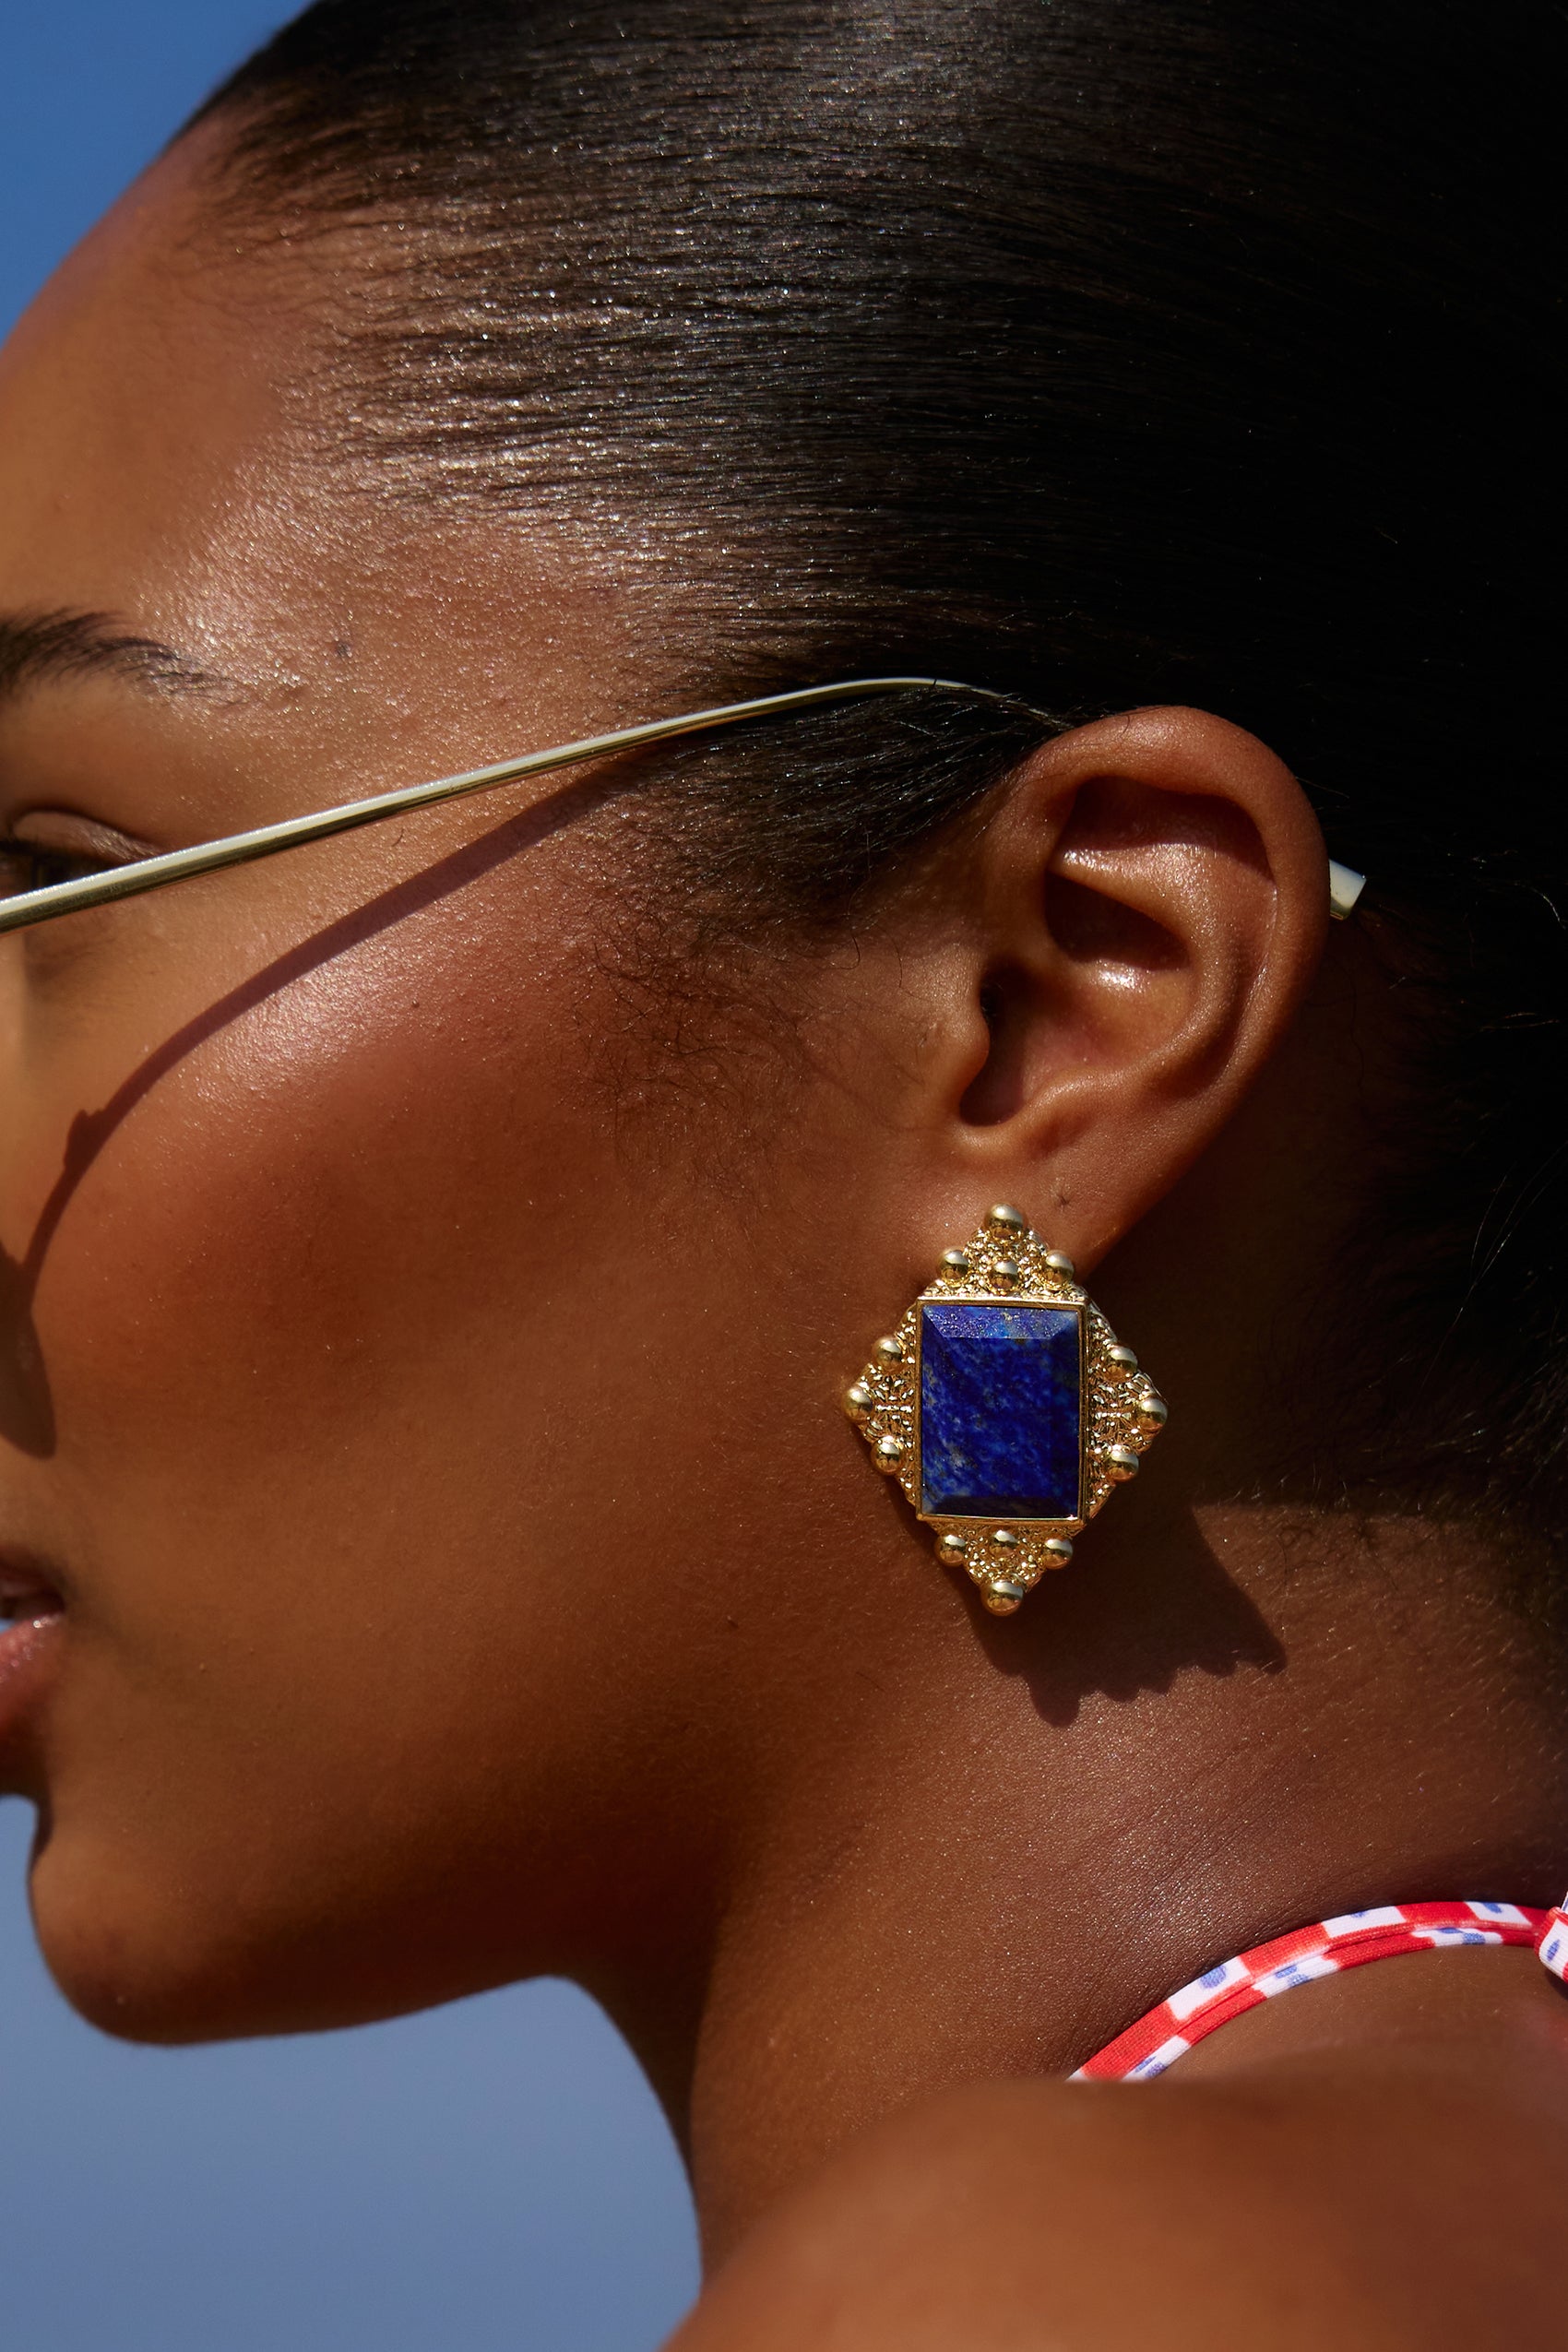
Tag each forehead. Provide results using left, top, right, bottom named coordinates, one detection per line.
left=0, top=137, right=624, bottom=751
left=0, top=138, right=313, bottom=665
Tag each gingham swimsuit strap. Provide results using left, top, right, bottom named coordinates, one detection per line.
left=1073, top=1895, right=1568, bottom=2083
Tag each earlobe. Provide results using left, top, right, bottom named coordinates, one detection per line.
left=947, top=707, right=1329, bottom=1265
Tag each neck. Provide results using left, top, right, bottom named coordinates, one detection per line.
left=637, top=1498, right=1566, bottom=2260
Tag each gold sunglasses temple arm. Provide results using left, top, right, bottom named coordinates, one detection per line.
left=0, top=675, right=953, bottom=939
left=0, top=672, right=1365, bottom=935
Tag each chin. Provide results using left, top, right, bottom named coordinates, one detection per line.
left=28, top=1809, right=533, bottom=2049
left=34, top=1877, right=289, bottom=2049
left=29, top=1824, right=385, bottom=2048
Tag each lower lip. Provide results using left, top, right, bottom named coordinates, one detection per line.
left=0, top=1610, right=64, bottom=1751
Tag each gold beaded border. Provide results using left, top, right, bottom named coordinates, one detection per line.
left=845, top=1206, right=1167, bottom=1614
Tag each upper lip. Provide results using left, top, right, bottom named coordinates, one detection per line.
left=0, top=1547, right=65, bottom=1619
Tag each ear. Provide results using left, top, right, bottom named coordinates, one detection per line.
left=897, top=706, right=1329, bottom=1267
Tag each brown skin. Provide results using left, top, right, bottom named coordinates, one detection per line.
left=1, top=139, right=1565, bottom=2346
left=672, top=1952, right=1568, bottom=2350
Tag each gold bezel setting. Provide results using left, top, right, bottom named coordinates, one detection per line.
left=845, top=1206, right=1167, bottom=1614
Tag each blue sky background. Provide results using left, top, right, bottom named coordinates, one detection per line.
left=0, top=10, right=700, bottom=2349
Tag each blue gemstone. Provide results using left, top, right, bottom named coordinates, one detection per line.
left=919, top=1301, right=1081, bottom=1519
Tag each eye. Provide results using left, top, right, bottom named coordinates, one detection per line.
left=0, top=837, right=119, bottom=898
left=0, top=814, right=148, bottom=904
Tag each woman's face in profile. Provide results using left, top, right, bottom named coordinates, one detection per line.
left=0, top=143, right=900, bottom=2042
left=7, top=16, right=1566, bottom=2336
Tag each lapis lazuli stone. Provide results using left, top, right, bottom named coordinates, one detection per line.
left=919, top=1301, right=1082, bottom=1519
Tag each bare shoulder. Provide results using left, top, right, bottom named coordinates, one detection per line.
left=668, top=2048, right=1568, bottom=2351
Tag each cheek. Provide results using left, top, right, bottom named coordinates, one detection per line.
left=40, top=904, right=600, bottom=1508
left=19, top=886, right=707, bottom=2029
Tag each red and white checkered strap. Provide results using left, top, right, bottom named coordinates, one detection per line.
left=1073, top=1895, right=1568, bottom=2083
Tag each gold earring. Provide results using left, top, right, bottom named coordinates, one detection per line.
left=845, top=1206, right=1167, bottom=1614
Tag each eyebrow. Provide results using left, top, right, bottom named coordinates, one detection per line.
left=0, top=609, right=229, bottom=707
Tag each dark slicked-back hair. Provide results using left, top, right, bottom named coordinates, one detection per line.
left=194, top=4, right=1562, bottom=1561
